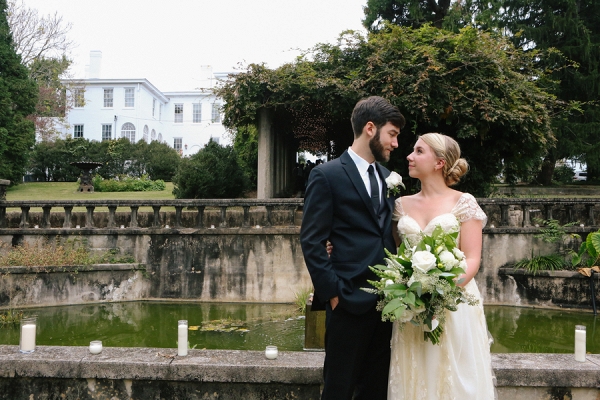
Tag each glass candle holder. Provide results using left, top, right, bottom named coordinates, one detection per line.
left=575, top=325, right=586, bottom=362
left=19, top=317, right=37, bottom=353
left=89, top=340, right=103, bottom=354
left=265, top=345, right=278, bottom=359
left=178, top=320, right=188, bottom=356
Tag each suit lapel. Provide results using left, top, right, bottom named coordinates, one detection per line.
left=340, top=151, right=380, bottom=223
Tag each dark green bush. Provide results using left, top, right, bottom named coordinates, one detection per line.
left=92, top=174, right=166, bottom=192
left=553, top=165, right=575, bottom=184
left=172, top=140, right=247, bottom=199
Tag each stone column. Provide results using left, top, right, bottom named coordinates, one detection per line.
left=0, top=180, right=9, bottom=201
left=257, top=108, right=274, bottom=199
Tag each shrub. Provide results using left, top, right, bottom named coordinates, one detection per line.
left=172, top=140, right=247, bottom=199
left=553, top=165, right=575, bottom=184
left=92, top=174, right=166, bottom=192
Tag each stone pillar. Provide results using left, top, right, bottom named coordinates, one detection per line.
left=0, top=180, right=9, bottom=201
left=257, top=108, right=274, bottom=199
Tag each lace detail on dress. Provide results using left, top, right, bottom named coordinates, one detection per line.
left=452, top=193, right=487, bottom=228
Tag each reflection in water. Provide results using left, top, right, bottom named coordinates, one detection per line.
left=486, top=306, right=599, bottom=354
left=0, top=302, right=597, bottom=353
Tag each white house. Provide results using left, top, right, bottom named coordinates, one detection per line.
left=54, top=51, right=231, bottom=156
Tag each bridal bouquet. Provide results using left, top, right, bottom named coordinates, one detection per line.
left=362, top=225, right=479, bottom=344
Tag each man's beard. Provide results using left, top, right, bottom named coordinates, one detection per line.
left=369, top=128, right=388, bottom=162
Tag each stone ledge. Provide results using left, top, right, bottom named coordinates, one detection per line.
left=1, top=346, right=599, bottom=389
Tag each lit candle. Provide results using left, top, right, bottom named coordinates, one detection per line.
left=265, top=345, right=278, bottom=359
left=165, top=224, right=170, bottom=229
left=89, top=340, right=102, bottom=354
left=120, top=225, right=125, bottom=229
left=76, top=225, right=80, bottom=229
left=19, top=317, right=37, bottom=353
left=575, top=325, right=586, bottom=362
left=178, top=320, right=188, bottom=356
left=210, top=225, right=215, bottom=229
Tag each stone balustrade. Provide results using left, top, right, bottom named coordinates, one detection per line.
left=0, top=199, right=303, bottom=230
left=0, top=198, right=598, bottom=230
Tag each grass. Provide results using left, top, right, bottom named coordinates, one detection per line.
left=6, top=181, right=175, bottom=201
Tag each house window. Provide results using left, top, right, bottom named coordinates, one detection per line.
left=193, top=103, right=202, bottom=123
left=211, top=103, right=221, bottom=123
left=174, top=137, right=182, bottom=152
left=143, top=125, right=149, bottom=142
left=121, top=122, right=136, bottom=143
left=73, top=89, right=84, bottom=108
left=157, top=133, right=163, bottom=142
left=73, top=124, right=84, bottom=138
left=151, top=129, right=156, bottom=141
left=159, top=104, right=162, bottom=121
left=104, top=89, right=113, bottom=107
left=124, top=88, right=135, bottom=107
left=102, top=124, right=112, bottom=141
left=174, top=103, right=183, bottom=123
left=152, top=99, right=156, bottom=117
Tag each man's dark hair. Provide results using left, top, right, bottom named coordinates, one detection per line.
left=351, top=96, right=406, bottom=137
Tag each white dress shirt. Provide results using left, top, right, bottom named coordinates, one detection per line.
left=347, top=147, right=382, bottom=202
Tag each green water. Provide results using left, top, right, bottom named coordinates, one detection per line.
left=0, top=302, right=597, bottom=353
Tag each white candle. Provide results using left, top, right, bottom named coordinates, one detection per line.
left=575, top=325, right=586, bottom=362
left=20, top=323, right=36, bottom=353
left=265, top=345, right=278, bottom=359
left=120, top=225, right=125, bottom=229
left=89, top=340, right=102, bottom=354
left=165, top=225, right=170, bottom=229
left=178, top=320, right=188, bottom=356
left=210, top=225, right=215, bottom=229
left=75, top=225, right=80, bottom=229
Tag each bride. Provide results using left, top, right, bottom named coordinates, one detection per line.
left=388, top=133, right=496, bottom=399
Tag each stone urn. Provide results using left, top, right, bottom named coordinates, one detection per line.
left=70, top=162, right=103, bottom=192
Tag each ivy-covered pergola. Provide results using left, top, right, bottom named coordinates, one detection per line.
left=217, top=25, right=559, bottom=198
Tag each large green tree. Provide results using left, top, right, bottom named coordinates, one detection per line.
left=0, top=0, right=37, bottom=183
left=488, top=0, right=600, bottom=183
left=217, top=25, right=557, bottom=196
left=363, top=0, right=452, bottom=30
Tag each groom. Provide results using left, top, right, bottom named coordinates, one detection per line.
left=301, top=96, right=405, bottom=400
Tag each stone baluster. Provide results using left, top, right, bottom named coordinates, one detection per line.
left=42, top=205, right=52, bottom=228
left=544, top=204, right=553, bottom=221
left=107, top=206, right=117, bottom=228
left=289, top=205, right=297, bottom=226
left=565, top=205, right=575, bottom=224
left=522, top=204, right=531, bottom=227
left=499, top=205, right=510, bottom=227
left=85, top=206, right=95, bottom=228
left=196, top=206, right=205, bottom=229
left=242, top=206, right=250, bottom=227
left=265, top=205, right=273, bottom=227
left=586, top=204, right=596, bottom=226
left=152, top=206, right=161, bottom=227
left=0, top=205, right=6, bottom=228
left=174, top=206, right=183, bottom=228
left=130, top=206, right=139, bottom=228
left=19, top=206, right=30, bottom=228
left=63, top=206, right=73, bottom=228
left=219, top=206, right=228, bottom=228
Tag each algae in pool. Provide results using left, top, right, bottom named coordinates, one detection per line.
left=0, top=302, right=597, bottom=354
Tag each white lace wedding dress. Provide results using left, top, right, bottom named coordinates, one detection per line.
left=388, top=193, right=496, bottom=400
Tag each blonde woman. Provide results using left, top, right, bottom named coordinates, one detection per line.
left=388, top=133, right=496, bottom=399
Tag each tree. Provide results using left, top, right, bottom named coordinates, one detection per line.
left=172, top=140, right=247, bottom=199
left=232, top=125, right=259, bottom=187
left=363, top=0, right=458, bottom=31
left=132, top=140, right=181, bottom=181
left=487, top=0, right=600, bottom=183
left=7, top=0, right=77, bottom=141
left=0, top=0, right=37, bottom=183
left=217, top=26, right=557, bottom=196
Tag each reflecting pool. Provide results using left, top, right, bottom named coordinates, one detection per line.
left=0, top=302, right=597, bottom=353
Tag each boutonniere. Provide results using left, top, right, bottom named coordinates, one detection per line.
left=385, top=171, right=405, bottom=197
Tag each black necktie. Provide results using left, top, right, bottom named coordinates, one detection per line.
left=368, top=165, right=380, bottom=212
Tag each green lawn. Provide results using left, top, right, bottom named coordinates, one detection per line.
left=6, top=182, right=175, bottom=201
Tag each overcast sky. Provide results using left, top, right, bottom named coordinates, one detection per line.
left=22, top=0, right=368, bottom=91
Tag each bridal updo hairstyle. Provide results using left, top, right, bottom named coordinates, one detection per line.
left=419, top=133, right=468, bottom=187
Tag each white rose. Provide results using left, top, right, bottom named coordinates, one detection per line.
left=385, top=171, right=405, bottom=189
left=411, top=251, right=437, bottom=273
left=385, top=279, right=394, bottom=287
left=458, top=259, right=468, bottom=272
left=438, top=250, right=459, bottom=271
left=453, top=248, right=465, bottom=260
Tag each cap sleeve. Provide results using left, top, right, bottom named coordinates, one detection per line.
left=453, top=193, right=487, bottom=228
left=392, top=197, right=406, bottom=221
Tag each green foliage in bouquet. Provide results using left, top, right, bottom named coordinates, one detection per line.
left=363, top=225, right=479, bottom=344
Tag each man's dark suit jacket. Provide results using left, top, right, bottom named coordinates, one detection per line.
left=300, top=150, right=397, bottom=315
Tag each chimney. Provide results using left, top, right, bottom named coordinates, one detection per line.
left=87, top=51, right=102, bottom=79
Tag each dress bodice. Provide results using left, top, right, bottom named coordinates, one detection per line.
left=393, top=193, right=487, bottom=247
